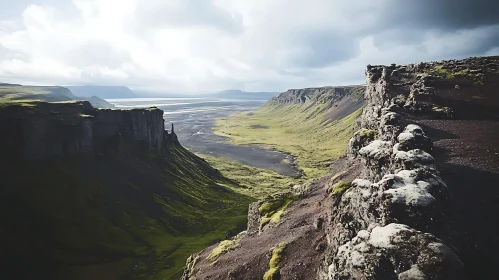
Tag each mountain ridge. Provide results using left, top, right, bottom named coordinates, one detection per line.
left=0, top=83, right=114, bottom=108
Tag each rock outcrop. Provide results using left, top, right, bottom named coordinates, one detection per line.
left=319, top=56, right=499, bottom=279
left=0, top=101, right=175, bottom=162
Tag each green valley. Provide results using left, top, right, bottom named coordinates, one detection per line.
left=213, top=86, right=365, bottom=178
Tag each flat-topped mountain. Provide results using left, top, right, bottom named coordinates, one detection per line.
left=0, top=83, right=114, bottom=108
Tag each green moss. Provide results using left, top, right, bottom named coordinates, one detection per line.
left=258, top=194, right=297, bottom=230
left=435, top=65, right=455, bottom=80
left=206, top=231, right=246, bottom=262
left=434, top=66, right=485, bottom=86
left=263, top=242, right=287, bottom=280
left=330, top=181, right=351, bottom=195
left=358, top=128, right=377, bottom=141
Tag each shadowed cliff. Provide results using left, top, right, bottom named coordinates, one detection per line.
left=0, top=101, right=252, bottom=280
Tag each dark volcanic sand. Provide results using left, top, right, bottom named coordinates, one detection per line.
left=165, top=105, right=299, bottom=177
left=416, top=119, right=499, bottom=280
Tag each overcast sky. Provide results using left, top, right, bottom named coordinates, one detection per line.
left=0, top=0, right=498, bottom=93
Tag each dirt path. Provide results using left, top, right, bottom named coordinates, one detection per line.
left=189, top=157, right=361, bottom=279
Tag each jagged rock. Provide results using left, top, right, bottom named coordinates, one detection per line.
left=359, top=140, right=393, bottom=181
left=181, top=252, right=202, bottom=280
left=397, top=124, right=432, bottom=153
left=329, top=223, right=463, bottom=280
left=348, top=129, right=378, bottom=157
left=247, top=200, right=264, bottom=235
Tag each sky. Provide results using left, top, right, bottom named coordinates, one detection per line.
left=0, top=0, right=498, bottom=93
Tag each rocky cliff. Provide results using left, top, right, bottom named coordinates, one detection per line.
left=0, top=101, right=251, bottom=280
left=183, top=56, right=499, bottom=280
left=0, top=101, right=168, bottom=161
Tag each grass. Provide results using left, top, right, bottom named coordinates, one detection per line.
left=358, top=128, right=377, bottom=141
left=263, top=242, right=288, bottom=280
left=258, top=194, right=297, bottom=230
left=433, top=66, right=485, bottom=86
left=206, top=231, right=246, bottom=262
left=197, top=153, right=301, bottom=199
left=214, top=103, right=363, bottom=179
left=1, top=142, right=253, bottom=280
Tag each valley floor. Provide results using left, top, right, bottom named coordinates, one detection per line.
left=213, top=104, right=363, bottom=178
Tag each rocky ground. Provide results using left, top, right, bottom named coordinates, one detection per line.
left=415, top=119, right=499, bottom=279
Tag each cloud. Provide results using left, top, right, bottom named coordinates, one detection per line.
left=0, top=0, right=498, bottom=92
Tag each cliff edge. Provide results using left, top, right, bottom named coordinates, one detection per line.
left=183, top=56, right=499, bottom=280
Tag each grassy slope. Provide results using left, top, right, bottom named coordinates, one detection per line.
left=214, top=102, right=363, bottom=178
left=1, top=141, right=252, bottom=279
left=197, top=153, right=300, bottom=198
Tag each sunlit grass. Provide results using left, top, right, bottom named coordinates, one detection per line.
left=214, top=102, right=363, bottom=178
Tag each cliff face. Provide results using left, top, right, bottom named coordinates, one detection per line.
left=322, top=56, right=499, bottom=279
left=0, top=101, right=166, bottom=162
left=183, top=56, right=499, bottom=280
left=0, top=100, right=249, bottom=280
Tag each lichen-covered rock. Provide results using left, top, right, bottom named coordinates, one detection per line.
left=329, top=224, right=463, bottom=280
left=348, top=129, right=378, bottom=157
left=181, top=252, right=202, bottom=280
left=397, top=124, right=432, bottom=153
left=359, top=140, right=393, bottom=181
left=318, top=58, right=480, bottom=280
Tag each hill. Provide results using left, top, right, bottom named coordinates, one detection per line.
left=214, top=85, right=366, bottom=178
left=66, top=85, right=136, bottom=99
left=0, top=83, right=114, bottom=108
left=211, top=89, right=279, bottom=100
